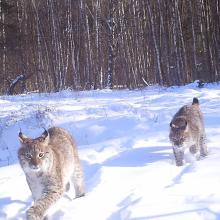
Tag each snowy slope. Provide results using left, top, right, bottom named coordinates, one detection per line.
left=1, top=82, right=220, bottom=220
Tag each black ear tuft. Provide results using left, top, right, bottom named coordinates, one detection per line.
left=41, top=128, right=49, bottom=140
left=192, top=97, right=199, bottom=105
left=18, top=130, right=28, bottom=143
left=19, top=131, right=22, bottom=137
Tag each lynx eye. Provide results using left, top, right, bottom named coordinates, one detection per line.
left=38, top=153, right=45, bottom=158
left=25, top=153, right=32, bottom=159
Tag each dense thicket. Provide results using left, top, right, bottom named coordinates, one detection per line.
left=0, top=0, right=220, bottom=94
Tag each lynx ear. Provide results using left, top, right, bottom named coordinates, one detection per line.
left=192, top=97, right=199, bottom=105
left=170, top=122, right=177, bottom=128
left=170, top=119, right=187, bottom=130
left=39, top=129, right=49, bottom=143
left=18, top=131, right=28, bottom=143
left=41, top=129, right=48, bottom=139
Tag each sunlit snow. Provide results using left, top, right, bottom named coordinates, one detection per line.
left=0, top=82, right=220, bottom=220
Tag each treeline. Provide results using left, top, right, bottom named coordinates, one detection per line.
left=0, top=0, right=220, bottom=94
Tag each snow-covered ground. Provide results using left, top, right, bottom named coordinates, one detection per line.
left=1, top=82, right=220, bottom=220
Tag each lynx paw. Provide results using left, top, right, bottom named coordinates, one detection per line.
left=175, top=159, right=185, bottom=166
left=75, top=192, right=85, bottom=199
left=26, top=206, right=43, bottom=220
left=189, top=145, right=198, bottom=154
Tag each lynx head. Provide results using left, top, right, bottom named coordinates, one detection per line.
left=169, top=116, right=188, bottom=147
left=18, top=129, right=51, bottom=173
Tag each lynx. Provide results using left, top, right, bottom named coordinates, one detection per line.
left=169, top=98, right=208, bottom=166
left=18, top=127, right=85, bottom=220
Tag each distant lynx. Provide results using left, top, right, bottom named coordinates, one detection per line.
left=18, top=127, right=85, bottom=220
left=169, top=98, right=208, bottom=166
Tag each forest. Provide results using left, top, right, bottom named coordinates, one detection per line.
left=0, top=0, right=219, bottom=94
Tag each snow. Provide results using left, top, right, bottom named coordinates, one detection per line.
left=0, top=82, right=220, bottom=220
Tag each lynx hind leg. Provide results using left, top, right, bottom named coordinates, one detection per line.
left=173, top=147, right=184, bottom=166
left=65, top=182, right=70, bottom=192
left=199, top=134, right=208, bottom=157
left=189, top=143, right=200, bottom=160
left=189, top=145, right=198, bottom=154
left=71, top=163, right=85, bottom=198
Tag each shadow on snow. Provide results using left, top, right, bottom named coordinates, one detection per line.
left=103, top=146, right=171, bottom=167
left=129, top=208, right=220, bottom=220
left=0, top=196, right=29, bottom=220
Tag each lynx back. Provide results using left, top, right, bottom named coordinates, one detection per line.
left=18, top=127, right=85, bottom=220
left=169, top=98, right=208, bottom=166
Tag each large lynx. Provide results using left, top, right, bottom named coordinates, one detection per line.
left=18, top=127, right=85, bottom=220
left=169, top=98, right=208, bottom=166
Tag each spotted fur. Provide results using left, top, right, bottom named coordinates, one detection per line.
left=169, top=98, right=208, bottom=166
left=18, top=127, right=85, bottom=220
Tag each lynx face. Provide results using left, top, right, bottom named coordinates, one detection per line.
left=169, top=117, right=188, bottom=147
left=18, top=131, right=51, bottom=173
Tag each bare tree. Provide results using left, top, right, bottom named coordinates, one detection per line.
left=0, top=0, right=219, bottom=94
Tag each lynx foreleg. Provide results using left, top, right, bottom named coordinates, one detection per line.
left=173, top=147, right=184, bottom=166
left=26, top=190, right=63, bottom=220
left=199, top=134, right=208, bottom=157
left=71, top=163, right=85, bottom=198
left=189, top=139, right=200, bottom=160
